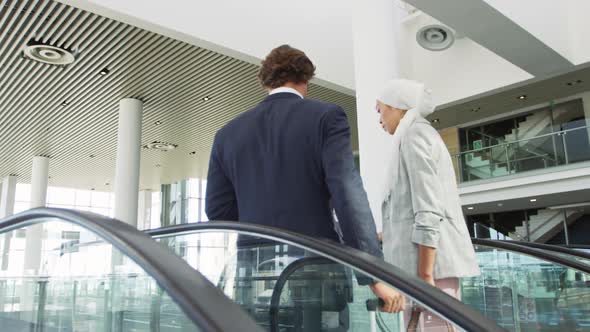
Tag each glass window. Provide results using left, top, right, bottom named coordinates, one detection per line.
left=199, top=199, right=208, bottom=222
left=200, top=179, right=207, bottom=199
left=15, top=183, right=31, bottom=202
left=47, top=187, right=76, bottom=205
left=0, top=220, right=201, bottom=331
left=150, top=192, right=161, bottom=229
left=188, top=198, right=199, bottom=222
left=14, top=201, right=29, bottom=214
left=91, top=191, right=110, bottom=208
left=75, top=190, right=91, bottom=207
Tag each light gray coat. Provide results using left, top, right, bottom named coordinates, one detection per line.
left=382, top=118, right=480, bottom=279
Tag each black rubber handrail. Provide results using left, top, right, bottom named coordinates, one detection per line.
left=0, top=208, right=262, bottom=332
left=498, top=240, right=590, bottom=261
left=563, top=244, right=590, bottom=250
left=472, top=238, right=590, bottom=274
left=147, top=222, right=506, bottom=332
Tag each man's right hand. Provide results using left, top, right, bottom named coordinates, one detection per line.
left=369, top=281, right=406, bottom=313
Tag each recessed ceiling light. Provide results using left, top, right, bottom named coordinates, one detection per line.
left=566, top=79, right=583, bottom=86
left=142, top=141, right=178, bottom=151
left=154, top=121, right=162, bottom=126
left=99, top=68, right=110, bottom=76
left=23, top=42, right=76, bottom=66
left=530, top=198, right=537, bottom=202
left=497, top=203, right=504, bottom=207
left=467, top=207, right=474, bottom=210
left=432, top=119, right=440, bottom=124
left=202, top=96, right=211, bottom=101
left=517, top=95, right=527, bottom=100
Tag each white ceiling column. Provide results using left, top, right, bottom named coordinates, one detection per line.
left=114, top=98, right=143, bottom=227
left=0, top=175, right=17, bottom=218
left=352, top=0, right=404, bottom=231
left=21, top=156, right=50, bottom=321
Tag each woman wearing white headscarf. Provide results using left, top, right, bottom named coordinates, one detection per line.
left=376, top=79, right=479, bottom=330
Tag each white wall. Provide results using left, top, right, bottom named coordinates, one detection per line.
left=62, top=0, right=357, bottom=92
left=567, top=0, right=590, bottom=65
left=460, top=164, right=590, bottom=206
left=400, top=14, right=533, bottom=106
left=483, top=0, right=575, bottom=63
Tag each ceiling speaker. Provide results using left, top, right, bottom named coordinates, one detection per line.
left=416, top=25, right=455, bottom=51
left=23, top=41, right=76, bottom=65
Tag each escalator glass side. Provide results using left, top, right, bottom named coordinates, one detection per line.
left=154, top=229, right=504, bottom=332
left=0, top=218, right=201, bottom=331
left=498, top=241, right=590, bottom=267
left=460, top=244, right=590, bottom=332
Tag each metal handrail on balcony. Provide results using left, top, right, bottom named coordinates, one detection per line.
left=468, top=128, right=558, bottom=164
left=454, top=125, right=589, bottom=182
left=456, top=125, right=587, bottom=155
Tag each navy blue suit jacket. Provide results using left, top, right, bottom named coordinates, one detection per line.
left=205, top=92, right=382, bottom=258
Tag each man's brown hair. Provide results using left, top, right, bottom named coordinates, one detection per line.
left=258, top=45, right=316, bottom=89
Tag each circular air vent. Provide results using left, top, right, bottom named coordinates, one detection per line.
left=23, top=43, right=76, bottom=65
left=142, top=141, right=178, bottom=151
left=416, top=25, right=455, bottom=51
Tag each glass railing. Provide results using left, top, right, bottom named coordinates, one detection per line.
left=462, top=243, right=590, bottom=332
left=149, top=222, right=590, bottom=332
left=455, top=126, right=590, bottom=182
left=149, top=222, right=504, bottom=332
left=0, top=208, right=262, bottom=332
left=501, top=241, right=590, bottom=267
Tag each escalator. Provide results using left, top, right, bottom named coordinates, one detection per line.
left=493, top=240, right=590, bottom=266
left=0, top=209, right=505, bottom=332
left=467, top=239, right=590, bottom=331
left=145, top=222, right=590, bottom=332
left=0, top=208, right=261, bottom=332
left=4, top=208, right=586, bottom=331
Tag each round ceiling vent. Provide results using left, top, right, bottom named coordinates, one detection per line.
left=23, top=43, right=76, bottom=66
left=416, top=25, right=455, bottom=51
left=142, top=141, right=178, bottom=151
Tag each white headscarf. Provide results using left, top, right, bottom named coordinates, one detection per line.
left=377, top=79, right=436, bottom=202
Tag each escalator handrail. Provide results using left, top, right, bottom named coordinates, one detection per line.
left=563, top=244, right=590, bottom=250
left=0, top=208, right=262, bottom=332
left=472, top=238, right=590, bottom=274
left=498, top=240, right=590, bottom=261
left=147, top=221, right=506, bottom=332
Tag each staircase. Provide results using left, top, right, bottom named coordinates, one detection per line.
left=465, top=108, right=572, bottom=180
left=464, top=155, right=512, bottom=179
left=509, top=209, right=583, bottom=243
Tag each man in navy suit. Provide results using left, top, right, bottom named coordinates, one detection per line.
left=206, top=45, right=404, bottom=317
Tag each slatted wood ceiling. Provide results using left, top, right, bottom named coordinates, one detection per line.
left=0, top=0, right=358, bottom=191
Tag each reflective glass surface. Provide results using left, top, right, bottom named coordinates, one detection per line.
left=156, top=230, right=472, bottom=332
left=461, top=245, right=590, bottom=332
left=0, top=219, right=200, bottom=331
